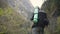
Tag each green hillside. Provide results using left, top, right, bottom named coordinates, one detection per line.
left=0, top=7, right=33, bottom=34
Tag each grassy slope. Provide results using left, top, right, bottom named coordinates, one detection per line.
left=56, top=16, right=60, bottom=34
left=0, top=7, right=32, bottom=34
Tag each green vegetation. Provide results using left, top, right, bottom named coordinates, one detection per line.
left=41, top=0, right=60, bottom=34
left=42, top=0, right=60, bottom=15
left=0, top=0, right=60, bottom=34
left=56, top=16, right=60, bottom=34
left=0, top=8, right=4, bottom=16
left=0, top=7, right=32, bottom=34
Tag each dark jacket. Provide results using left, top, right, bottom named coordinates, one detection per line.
left=31, top=12, right=49, bottom=28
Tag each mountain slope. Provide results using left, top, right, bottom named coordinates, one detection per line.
left=0, top=0, right=33, bottom=34
left=0, top=7, right=33, bottom=34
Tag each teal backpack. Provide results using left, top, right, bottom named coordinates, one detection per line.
left=33, top=7, right=38, bottom=24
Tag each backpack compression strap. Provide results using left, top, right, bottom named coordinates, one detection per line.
left=33, top=7, right=38, bottom=24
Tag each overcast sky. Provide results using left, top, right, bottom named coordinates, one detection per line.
left=30, top=0, right=45, bottom=8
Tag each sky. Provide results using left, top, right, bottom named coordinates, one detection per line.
left=30, top=0, right=45, bottom=8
